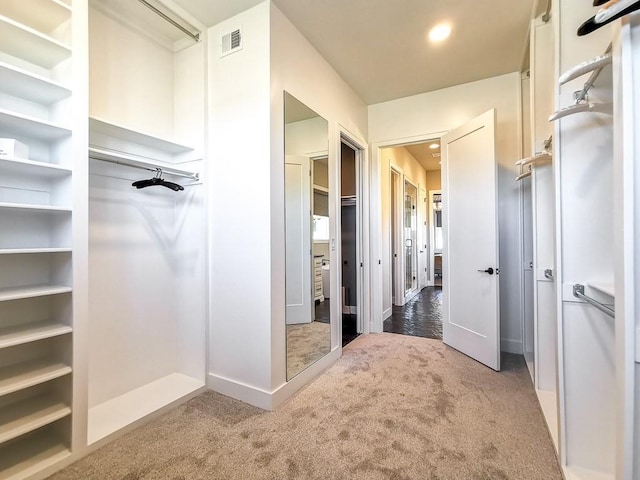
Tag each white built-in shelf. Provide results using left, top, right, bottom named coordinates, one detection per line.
left=0, top=109, right=71, bottom=140
left=0, top=396, right=71, bottom=444
left=0, top=157, right=71, bottom=179
left=0, top=431, right=70, bottom=480
left=0, top=360, right=72, bottom=397
left=587, top=282, right=615, bottom=298
left=0, top=15, right=71, bottom=69
left=88, top=147, right=199, bottom=180
left=0, top=286, right=72, bottom=303
left=313, top=184, right=329, bottom=193
left=0, top=248, right=71, bottom=255
left=88, top=373, right=204, bottom=445
left=563, top=466, right=614, bottom=480
left=0, top=1, right=71, bottom=39
left=89, top=117, right=195, bottom=155
left=536, top=389, right=558, bottom=453
left=0, top=62, right=71, bottom=104
left=0, top=322, right=72, bottom=350
left=0, top=202, right=71, bottom=213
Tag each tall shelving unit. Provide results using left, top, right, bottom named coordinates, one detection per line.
left=0, top=0, right=79, bottom=478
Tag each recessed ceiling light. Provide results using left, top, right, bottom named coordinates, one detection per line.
left=429, top=23, right=451, bottom=43
left=429, top=143, right=440, bottom=149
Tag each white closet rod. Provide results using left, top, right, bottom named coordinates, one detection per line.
left=138, top=0, right=200, bottom=42
left=573, top=284, right=615, bottom=318
left=89, top=148, right=199, bottom=180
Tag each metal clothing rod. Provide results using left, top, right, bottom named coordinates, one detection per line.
left=89, top=154, right=199, bottom=181
left=542, top=0, right=552, bottom=23
left=573, top=284, right=615, bottom=318
left=138, top=0, right=200, bottom=42
left=544, top=269, right=554, bottom=280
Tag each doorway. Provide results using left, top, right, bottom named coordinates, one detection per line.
left=381, top=139, right=443, bottom=340
left=340, top=140, right=361, bottom=347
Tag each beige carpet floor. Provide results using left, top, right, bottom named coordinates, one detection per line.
left=50, top=333, right=562, bottom=480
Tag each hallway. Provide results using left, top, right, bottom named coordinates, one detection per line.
left=384, top=287, right=443, bottom=340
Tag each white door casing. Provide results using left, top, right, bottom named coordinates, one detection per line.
left=442, top=109, right=500, bottom=371
left=419, top=186, right=428, bottom=288
left=285, top=155, right=312, bottom=325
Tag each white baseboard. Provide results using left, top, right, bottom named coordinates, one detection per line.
left=501, top=338, right=523, bottom=354
left=208, top=347, right=342, bottom=411
left=383, top=307, right=392, bottom=320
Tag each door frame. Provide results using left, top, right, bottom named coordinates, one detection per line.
left=402, top=177, right=420, bottom=302
left=390, top=164, right=404, bottom=307
left=370, top=132, right=447, bottom=333
left=336, top=124, right=368, bottom=340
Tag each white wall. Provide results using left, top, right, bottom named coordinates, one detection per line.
left=207, top=1, right=367, bottom=409
left=369, top=73, right=524, bottom=353
left=270, top=2, right=368, bottom=403
left=208, top=3, right=273, bottom=399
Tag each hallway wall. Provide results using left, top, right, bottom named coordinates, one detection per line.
left=369, top=72, right=524, bottom=353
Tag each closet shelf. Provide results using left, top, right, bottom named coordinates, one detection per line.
left=0, top=359, right=71, bottom=397
left=0, top=15, right=71, bottom=69
left=313, top=184, right=329, bottom=193
left=0, top=1, right=71, bottom=39
left=0, top=285, right=72, bottom=303
left=0, top=202, right=71, bottom=213
left=89, top=117, right=195, bottom=155
left=0, top=157, right=71, bottom=179
left=89, top=147, right=199, bottom=180
left=0, top=430, right=70, bottom=480
left=0, top=62, right=71, bottom=105
left=0, top=109, right=71, bottom=141
left=0, top=396, right=71, bottom=444
left=0, top=248, right=72, bottom=255
left=0, top=322, right=72, bottom=350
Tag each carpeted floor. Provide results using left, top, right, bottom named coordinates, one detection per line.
left=286, top=321, right=331, bottom=379
left=50, top=333, right=562, bottom=480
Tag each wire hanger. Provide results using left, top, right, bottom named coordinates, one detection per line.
left=132, top=168, right=184, bottom=191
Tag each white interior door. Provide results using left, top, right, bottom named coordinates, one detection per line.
left=418, top=186, right=427, bottom=288
left=285, top=155, right=312, bottom=325
left=441, top=109, right=500, bottom=371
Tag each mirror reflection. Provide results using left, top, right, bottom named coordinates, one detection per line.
left=284, top=92, right=331, bottom=380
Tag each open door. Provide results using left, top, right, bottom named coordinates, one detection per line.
left=441, top=109, right=500, bottom=371
left=285, top=155, right=312, bottom=325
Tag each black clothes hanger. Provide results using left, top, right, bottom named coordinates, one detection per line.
left=593, top=0, right=608, bottom=5
left=132, top=168, right=184, bottom=191
left=579, top=0, right=640, bottom=35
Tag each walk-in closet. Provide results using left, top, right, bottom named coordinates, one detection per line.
left=522, top=2, right=640, bottom=478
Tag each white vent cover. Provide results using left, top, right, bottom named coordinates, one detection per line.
left=431, top=152, right=441, bottom=158
left=221, top=28, right=242, bottom=57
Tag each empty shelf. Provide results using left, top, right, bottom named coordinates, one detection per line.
left=0, top=248, right=71, bottom=255
left=0, top=157, right=71, bottom=179
left=587, top=282, right=615, bottom=298
left=0, top=15, right=71, bottom=69
left=0, top=62, right=71, bottom=104
left=0, top=1, right=71, bottom=39
left=0, top=109, right=71, bottom=140
left=0, top=322, right=72, bottom=349
left=0, top=359, right=71, bottom=397
left=0, top=202, right=71, bottom=213
left=0, top=429, right=70, bottom=480
left=0, top=286, right=72, bottom=302
left=89, top=117, right=195, bottom=155
left=0, top=396, right=71, bottom=444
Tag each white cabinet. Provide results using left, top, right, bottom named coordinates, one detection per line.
left=314, top=257, right=324, bottom=302
left=0, top=0, right=78, bottom=477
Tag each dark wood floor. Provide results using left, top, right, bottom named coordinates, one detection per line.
left=314, top=299, right=360, bottom=347
left=383, top=286, right=443, bottom=340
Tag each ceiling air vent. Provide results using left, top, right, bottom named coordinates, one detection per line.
left=221, top=28, right=242, bottom=57
left=431, top=152, right=441, bottom=158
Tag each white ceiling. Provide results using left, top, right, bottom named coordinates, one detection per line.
left=171, top=0, right=537, bottom=104
left=406, top=141, right=441, bottom=172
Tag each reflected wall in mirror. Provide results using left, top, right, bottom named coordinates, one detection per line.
left=284, top=92, right=331, bottom=380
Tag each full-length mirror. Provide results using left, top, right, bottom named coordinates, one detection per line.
left=284, top=92, right=331, bottom=380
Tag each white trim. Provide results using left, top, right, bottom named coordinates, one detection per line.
left=382, top=307, right=392, bottom=320
left=209, top=347, right=341, bottom=411
left=402, top=177, right=420, bottom=303
left=428, top=189, right=442, bottom=287
left=337, top=124, right=369, bottom=336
